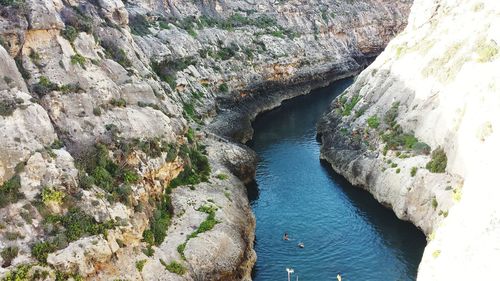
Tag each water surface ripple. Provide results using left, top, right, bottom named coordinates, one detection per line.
left=247, top=79, right=426, bottom=281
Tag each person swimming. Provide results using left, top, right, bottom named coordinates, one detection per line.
left=337, top=273, right=342, bottom=281
left=297, top=242, right=304, bottom=248
left=283, top=233, right=289, bottom=240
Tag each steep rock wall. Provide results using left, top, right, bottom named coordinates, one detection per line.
left=318, top=0, right=500, bottom=279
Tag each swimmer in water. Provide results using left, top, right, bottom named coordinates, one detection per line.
left=283, top=233, right=289, bottom=240
left=337, top=273, right=342, bottom=281
left=297, top=242, right=304, bottom=248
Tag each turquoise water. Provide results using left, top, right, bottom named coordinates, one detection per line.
left=247, top=79, right=426, bottom=281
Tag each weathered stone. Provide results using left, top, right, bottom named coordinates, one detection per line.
left=47, top=235, right=113, bottom=276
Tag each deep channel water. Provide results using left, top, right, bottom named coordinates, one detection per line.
left=247, top=79, right=426, bottom=281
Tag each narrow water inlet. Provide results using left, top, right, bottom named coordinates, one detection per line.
left=246, top=79, right=426, bottom=280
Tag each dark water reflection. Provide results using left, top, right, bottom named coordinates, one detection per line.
left=247, top=79, right=426, bottom=281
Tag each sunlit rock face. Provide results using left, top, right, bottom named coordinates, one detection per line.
left=319, top=0, right=500, bottom=279
left=0, top=0, right=410, bottom=279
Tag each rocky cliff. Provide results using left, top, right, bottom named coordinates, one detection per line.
left=0, top=0, right=410, bottom=279
left=318, top=0, right=500, bottom=279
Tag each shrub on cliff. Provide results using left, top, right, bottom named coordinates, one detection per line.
left=161, top=260, right=187, bottom=275
left=168, top=145, right=210, bottom=189
left=0, top=175, right=24, bottom=208
left=61, top=26, right=78, bottom=42
left=218, top=83, right=229, bottom=93
left=142, top=194, right=172, bottom=246
left=129, top=14, right=152, bottom=36
left=0, top=98, right=18, bottom=116
left=367, top=115, right=380, bottom=129
left=426, top=148, right=447, bottom=173
left=1, top=246, right=18, bottom=267
left=62, top=6, right=93, bottom=34
left=102, top=44, right=132, bottom=68
left=31, top=241, right=56, bottom=263
left=151, top=57, right=196, bottom=89
left=32, top=76, right=59, bottom=96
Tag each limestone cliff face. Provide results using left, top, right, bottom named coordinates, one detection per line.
left=0, top=0, right=410, bottom=279
left=318, top=0, right=500, bottom=279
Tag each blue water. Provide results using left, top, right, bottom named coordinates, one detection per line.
left=247, top=79, right=426, bottom=281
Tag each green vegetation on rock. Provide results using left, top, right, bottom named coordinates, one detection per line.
left=0, top=175, right=24, bottom=208
left=1, top=246, right=19, bottom=267
left=160, top=259, right=187, bottom=275
left=426, top=148, right=447, bottom=173
left=367, top=115, right=380, bottom=129
left=476, top=39, right=499, bottom=63
left=61, top=26, right=78, bottom=42
left=135, top=259, right=147, bottom=272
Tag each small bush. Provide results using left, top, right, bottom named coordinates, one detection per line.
left=129, top=14, right=151, bottom=36
left=55, top=208, right=114, bottom=242
left=70, top=54, right=86, bottom=68
left=41, top=187, right=65, bottom=205
left=50, top=139, right=64, bottom=149
left=412, top=142, right=431, bottom=155
left=0, top=99, right=17, bottom=117
left=215, top=46, right=236, bottom=60
left=367, top=115, right=380, bottom=129
left=183, top=102, right=200, bottom=123
left=29, top=50, right=42, bottom=67
left=431, top=197, right=438, bottom=210
left=92, top=166, right=114, bottom=191
left=0, top=175, right=24, bottom=208
left=65, top=7, right=93, bottom=34
left=102, top=44, right=132, bottom=68
left=4, top=231, right=24, bottom=241
left=188, top=207, right=218, bottom=239
left=476, top=40, right=499, bottom=63
left=142, top=229, right=155, bottom=246
left=162, top=260, right=187, bottom=275
left=0, top=0, right=25, bottom=8
left=151, top=57, right=196, bottom=89
left=143, top=245, right=154, bottom=257
left=122, top=170, right=140, bottom=184
left=15, top=57, right=30, bottom=80
left=33, top=76, right=59, bottom=96
left=426, top=148, right=447, bottom=173
left=216, top=174, right=229, bottom=180
left=110, top=98, right=127, bottom=107
left=32, top=241, right=56, bottom=263
left=218, top=83, right=228, bottom=93
left=61, top=26, right=78, bottom=42
left=129, top=138, right=174, bottom=159
left=177, top=242, right=186, bottom=259
left=149, top=207, right=171, bottom=246
left=168, top=146, right=210, bottom=189
left=341, top=95, right=361, bottom=116
left=78, top=173, right=95, bottom=190
left=384, top=102, right=400, bottom=128
left=60, top=83, right=82, bottom=94
left=410, top=167, right=418, bottom=177
left=93, top=107, right=102, bottom=116
left=135, top=259, right=147, bottom=272
left=1, top=246, right=19, bottom=267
